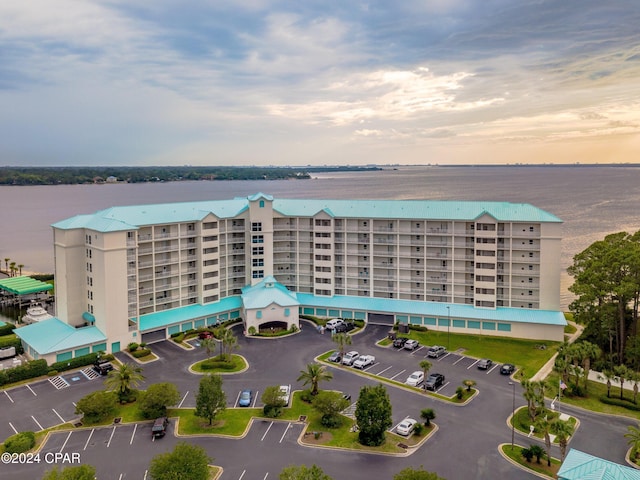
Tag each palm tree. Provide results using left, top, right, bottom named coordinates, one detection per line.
left=420, top=408, right=435, bottom=426
left=625, top=423, right=640, bottom=460
left=9, top=262, right=16, bottom=277
left=218, top=328, right=238, bottom=360
left=615, top=364, right=629, bottom=400
left=463, top=379, right=476, bottom=392
left=18, top=264, right=24, bottom=276
left=534, top=416, right=552, bottom=467
left=599, top=369, right=616, bottom=398
left=550, top=420, right=573, bottom=462
left=297, top=363, right=332, bottom=395
left=3, top=258, right=9, bottom=273
left=104, top=363, right=144, bottom=401
left=419, top=360, right=432, bottom=380
left=522, top=380, right=542, bottom=423
left=200, top=337, right=216, bottom=359
left=332, top=332, right=352, bottom=357
left=578, top=341, right=601, bottom=393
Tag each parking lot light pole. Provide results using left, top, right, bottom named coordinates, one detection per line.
left=509, top=381, right=515, bottom=450
left=446, top=306, right=451, bottom=350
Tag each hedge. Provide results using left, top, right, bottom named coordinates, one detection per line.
left=0, top=323, right=16, bottom=337
left=131, top=348, right=151, bottom=358
left=200, top=359, right=236, bottom=370
left=3, top=431, right=36, bottom=454
left=0, top=359, right=49, bottom=387
left=49, top=352, right=101, bottom=373
left=0, top=336, right=23, bottom=354
left=599, top=395, right=640, bottom=411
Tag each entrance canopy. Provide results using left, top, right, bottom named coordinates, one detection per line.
left=0, top=276, right=53, bottom=295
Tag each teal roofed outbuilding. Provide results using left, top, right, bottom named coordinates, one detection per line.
left=558, top=449, right=640, bottom=480
left=14, top=318, right=106, bottom=355
left=241, top=276, right=300, bottom=309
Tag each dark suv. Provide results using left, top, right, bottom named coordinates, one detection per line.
left=93, top=359, right=114, bottom=376
left=151, top=417, right=169, bottom=438
left=424, top=373, right=445, bottom=391
left=392, top=337, right=408, bottom=348
left=335, top=322, right=355, bottom=333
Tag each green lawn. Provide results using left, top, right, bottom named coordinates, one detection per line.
left=501, top=443, right=560, bottom=478
left=511, top=407, right=576, bottom=442
left=395, top=330, right=559, bottom=379
left=168, top=407, right=257, bottom=436
left=545, top=373, right=640, bottom=420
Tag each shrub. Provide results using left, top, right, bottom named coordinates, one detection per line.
left=521, top=447, right=534, bottom=463
left=131, top=348, right=151, bottom=358
left=321, top=414, right=342, bottom=428
left=200, top=358, right=235, bottom=370
left=456, top=386, right=464, bottom=400
left=0, top=336, right=23, bottom=354
left=248, top=326, right=257, bottom=335
left=47, top=370, right=59, bottom=376
left=128, top=342, right=139, bottom=352
left=139, top=342, right=147, bottom=349
left=289, top=324, right=298, bottom=333
left=0, top=359, right=49, bottom=387
left=3, top=431, right=36, bottom=453
left=599, top=395, right=640, bottom=411
left=408, top=324, right=429, bottom=332
left=300, top=390, right=313, bottom=404
left=172, top=333, right=185, bottom=343
left=263, top=405, right=282, bottom=418
left=413, top=423, right=424, bottom=436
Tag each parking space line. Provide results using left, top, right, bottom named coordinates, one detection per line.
left=26, top=385, right=37, bottom=396
left=467, top=360, right=479, bottom=369
left=118, top=474, right=124, bottom=480
left=252, top=391, right=259, bottom=408
left=234, top=390, right=241, bottom=407
left=453, top=356, right=465, bottom=365
left=437, top=382, right=450, bottom=393
left=59, top=431, right=72, bottom=453
left=438, top=353, right=451, bottom=362
left=263, top=473, right=269, bottom=480
left=8, top=422, right=18, bottom=434
left=143, top=470, right=148, bottom=480
left=106, top=426, right=116, bottom=448
left=52, top=408, right=65, bottom=424
left=374, top=366, right=392, bottom=376
left=261, top=422, right=274, bottom=441
left=130, top=424, right=137, bottom=445
left=31, top=415, right=44, bottom=430
left=410, top=346, right=425, bottom=355
left=238, top=469, right=246, bottom=479
left=389, top=369, right=406, bottom=381
left=4, top=390, right=13, bottom=403
left=178, top=391, right=189, bottom=408
left=83, top=429, right=95, bottom=450
left=279, top=423, right=292, bottom=443
left=363, top=363, right=376, bottom=372
left=487, top=364, right=500, bottom=375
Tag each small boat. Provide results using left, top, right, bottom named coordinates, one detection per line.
left=22, top=302, right=53, bottom=324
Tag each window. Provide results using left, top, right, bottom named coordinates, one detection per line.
left=252, top=235, right=264, bottom=243
left=203, top=235, right=218, bottom=242
left=252, top=247, right=264, bottom=255
left=252, top=270, right=264, bottom=279
left=259, top=200, right=265, bottom=208
left=256, top=310, right=262, bottom=319
left=252, top=258, right=264, bottom=267
left=529, top=226, right=534, bottom=232
left=203, top=247, right=218, bottom=254
left=251, top=222, right=262, bottom=232
left=203, top=222, right=218, bottom=230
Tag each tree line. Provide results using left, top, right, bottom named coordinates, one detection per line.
left=0, top=165, right=380, bottom=185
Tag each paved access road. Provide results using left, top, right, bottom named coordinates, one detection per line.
left=0, top=323, right=635, bottom=479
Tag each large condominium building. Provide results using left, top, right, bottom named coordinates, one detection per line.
left=16, top=193, right=566, bottom=363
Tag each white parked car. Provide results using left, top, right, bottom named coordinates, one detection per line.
left=278, top=385, right=291, bottom=406
left=326, top=318, right=344, bottom=330
left=396, top=418, right=417, bottom=436
left=342, top=351, right=360, bottom=366
left=405, top=371, right=424, bottom=387
left=353, top=355, right=375, bottom=369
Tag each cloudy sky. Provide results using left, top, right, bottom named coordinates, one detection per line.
left=1, top=1, right=639, bottom=166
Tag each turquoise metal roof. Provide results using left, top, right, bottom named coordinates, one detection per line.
left=558, top=449, right=640, bottom=480
left=296, top=294, right=567, bottom=326
left=136, top=296, right=243, bottom=332
left=241, top=276, right=299, bottom=309
left=52, top=194, right=561, bottom=233
left=14, top=318, right=107, bottom=355
left=272, top=198, right=562, bottom=222
left=0, top=276, right=53, bottom=295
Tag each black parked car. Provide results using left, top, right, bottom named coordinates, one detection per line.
left=335, top=322, right=355, bottom=333
left=500, top=363, right=516, bottom=375
left=477, top=359, right=493, bottom=370
left=392, top=337, right=408, bottom=348
left=93, top=359, right=114, bottom=376
left=327, top=351, right=342, bottom=363
left=424, top=373, right=445, bottom=391
left=151, top=417, right=169, bottom=438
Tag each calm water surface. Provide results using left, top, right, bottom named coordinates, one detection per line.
left=2, top=166, right=640, bottom=311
